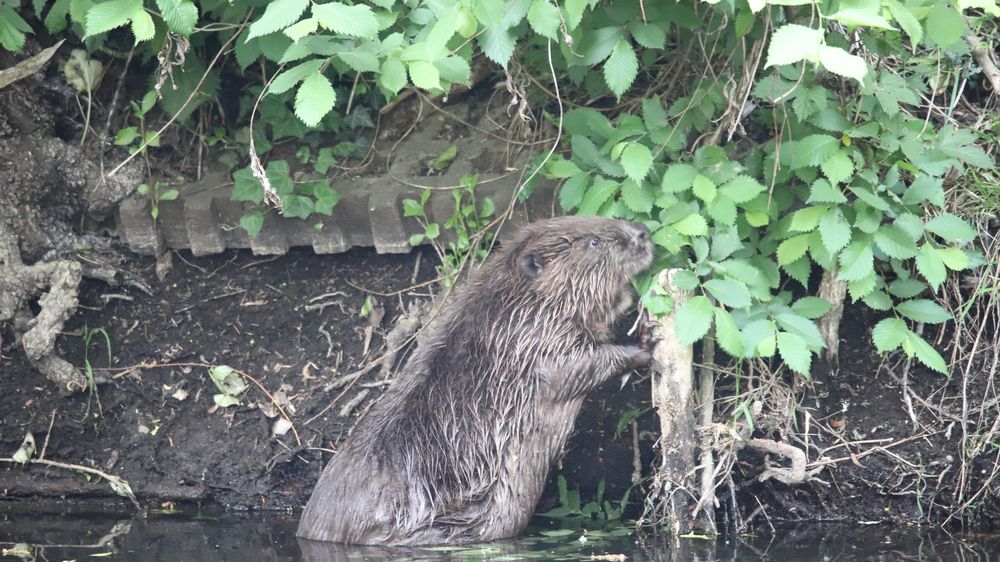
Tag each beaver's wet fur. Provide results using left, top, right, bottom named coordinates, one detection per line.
left=297, top=216, right=655, bottom=545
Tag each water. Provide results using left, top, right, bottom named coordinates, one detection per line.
left=2, top=509, right=999, bottom=561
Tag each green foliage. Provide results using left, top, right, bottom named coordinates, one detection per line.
left=208, top=365, right=248, bottom=408
left=81, top=324, right=112, bottom=415
left=136, top=181, right=179, bottom=221
left=403, top=175, right=495, bottom=286
left=538, top=475, right=630, bottom=521
left=230, top=159, right=341, bottom=236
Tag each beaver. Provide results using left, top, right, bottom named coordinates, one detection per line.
left=297, top=216, right=655, bottom=546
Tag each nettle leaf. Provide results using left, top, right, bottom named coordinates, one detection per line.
left=903, top=176, right=945, bottom=206
left=872, top=317, right=907, bottom=352
left=916, top=243, right=947, bottom=291
left=527, top=0, right=560, bottom=40
left=704, top=279, right=752, bottom=309
left=692, top=175, right=717, bottom=203
left=777, top=234, right=810, bottom=266
left=578, top=178, right=619, bottom=215
left=379, top=57, right=407, bottom=95
left=794, top=135, right=840, bottom=168
left=765, top=24, right=823, bottom=67
left=792, top=297, right=834, bottom=319
left=938, top=247, right=970, bottom=271
left=294, top=72, right=336, bottom=127
left=480, top=28, right=515, bottom=67
left=777, top=332, right=812, bottom=376
left=720, top=175, right=765, bottom=203
left=672, top=214, right=708, bottom=237
left=925, top=214, right=977, bottom=244
left=808, top=178, right=847, bottom=204
left=905, top=332, right=947, bottom=374
left=620, top=143, right=653, bottom=183
left=819, top=207, right=852, bottom=254
left=874, top=224, right=919, bottom=259
left=247, top=0, right=309, bottom=40
left=156, top=0, right=198, bottom=36
left=313, top=1, right=378, bottom=39
left=631, top=22, right=666, bottom=49
left=269, top=59, right=325, bottom=95
left=604, top=38, right=638, bottom=98
left=85, top=0, right=140, bottom=38
left=408, top=60, right=441, bottom=90
left=675, top=295, right=713, bottom=345
left=714, top=308, right=744, bottom=357
left=896, top=299, right=951, bottom=324
left=925, top=5, right=965, bottom=48
left=821, top=151, right=854, bottom=184
left=559, top=173, right=590, bottom=211
left=886, top=0, right=922, bottom=45
left=790, top=205, right=828, bottom=232
left=621, top=180, right=654, bottom=214
left=837, top=241, right=874, bottom=282
left=661, top=164, right=699, bottom=192
left=818, top=45, right=868, bottom=84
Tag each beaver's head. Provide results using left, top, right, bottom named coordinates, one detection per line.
left=491, top=216, right=653, bottom=335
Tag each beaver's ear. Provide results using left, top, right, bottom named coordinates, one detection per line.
left=520, top=252, right=545, bottom=279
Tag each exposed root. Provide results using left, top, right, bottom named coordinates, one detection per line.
left=743, top=438, right=825, bottom=486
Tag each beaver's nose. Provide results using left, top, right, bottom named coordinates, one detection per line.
left=626, top=223, right=650, bottom=246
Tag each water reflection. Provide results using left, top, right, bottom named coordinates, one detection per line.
left=1, top=509, right=999, bottom=561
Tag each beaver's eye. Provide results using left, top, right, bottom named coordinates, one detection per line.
left=588, top=237, right=600, bottom=247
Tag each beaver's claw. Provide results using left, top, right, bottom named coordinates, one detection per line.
left=638, top=317, right=662, bottom=351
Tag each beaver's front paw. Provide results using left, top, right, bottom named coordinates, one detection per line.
left=624, top=345, right=653, bottom=369
left=638, top=314, right=662, bottom=352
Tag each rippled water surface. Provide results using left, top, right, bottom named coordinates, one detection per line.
left=2, top=509, right=999, bottom=561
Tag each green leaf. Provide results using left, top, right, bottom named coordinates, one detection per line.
left=436, top=55, right=471, bottom=85
left=425, top=222, right=440, bottom=240
left=775, top=312, right=825, bottom=349
left=863, top=290, right=893, bottom=310
left=527, top=0, right=560, bottom=40
left=714, top=308, right=744, bottom=357
left=818, top=208, right=852, bottom=254
left=269, top=59, right=325, bottom=95
left=829, top=0, right=895, bottom=29
left=240, top=211, right=264, bottom=238
left=720, top=175, right=765, bottom=203
left=790, top=205, right=828, bottom=232
left=661, top=164, right=699, bottom=193
left=777, top=234, right=810, bottom=266
left=620, top=143, right=653, bottom=183
left=703, top=279, right=752, bottom=309
left=896, top=299, right=951, bottom=324
left=621, top=180, right=654, bottom=214
left=130, top=7, right=155, bottom=43
left=792, top=297, right=834, bottom=319
left=631, top=22, right=666, bottom=49
left=339, top=49, right=380, bottom=73
left=43, top=0, right=71, bottom=34
left=817, top=45, right=868, bottom=84
left=886, top=0, right=922, bottom=45
left=379, top=57, right=407, bottom=95
left=408, top=60, right=441, bottom=90
left=672, top=214, right=708, bottom=237
left=312, top=182, right=341, bottom=215
left=794, top=135, right=840, bottom=168
left=282, top=194, right=314, bottom=219
left=837, top=241, right=874, bottom=282
left=604, top=38, right=638, bottom=98
left=888, top=278, right=928, bottom=299
left=925, top=214, right=977, bottom=244
left=765, top=24, right=823, bottom=67
left=156, top=0, right=198, bottom=36
left=313, top=1, right=378, bottom=39
left=903, top=176, right=945, bottom=206
left=231, top=167, right=263, bottom=203
left=85, top=0, right=139, bottom=38
left=906, top=332, right=948, bottom=374
left=674, top=296, right=713, bottom=345
left=872, top=317, right=907, bottom=352
left=807, top=178, right=847, bottom=204
left=874, top=224, right=919, bottom=259
left=247, top=0, right=309, bottom=40
left=821, top=151, right=854, bottom=184
left=294, top=72, right=336, bottom=127
left=692, top=175, right=717, bottom=203
left=915, top=243, right=947, bottom=291
left=578, top=178, right=619, bottom=215
left=925, top=5, right=964, bottom=48
left=114, top=126, right=138, bottom=145
left=559, top=174, right=590, bottom=211
left=283, top=17, right=318, bottom=42
left=742, top=319, right=776, bottom=357
left=480, top=28, right=515, bottom=67
left=547, top=157, right=581, bottom=179
left=937, top=247, right=970, bottom=271
left=777, top=332, right=812, bottom=376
